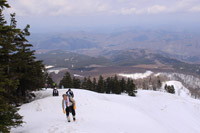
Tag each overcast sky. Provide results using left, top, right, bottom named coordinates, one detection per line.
left=5, top=0, right=200, bottom=33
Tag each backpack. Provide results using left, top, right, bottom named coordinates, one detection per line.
left=53, top=89, right=59, bottom=96
left=66, top=91, right=74, bottom=98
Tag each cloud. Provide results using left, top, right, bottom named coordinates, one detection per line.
left=121, top=8, right=137, bottom=15
left=147, top=5, right=167, bottom=14
left=6, top=0, right=200, bottom=17
left=189, top=5, right=200, bottom=12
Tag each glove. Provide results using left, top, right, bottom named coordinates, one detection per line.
left=73, top=105, right=76, bottom=110
left=63, top=109, right=66, bottom=114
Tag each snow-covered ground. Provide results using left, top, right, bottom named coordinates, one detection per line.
left=11, top=88, right=200, bottom=133
left=163, top=81, right=191, bottom=98
left=45, top=65, right=54, bottom=69
left=73, top=74, right=84, bottom=78
left=162, top=72, right=200, bottom=89
left=118, top=71, right=153, bottom=79
left=47, top=68, right=68, bottom=74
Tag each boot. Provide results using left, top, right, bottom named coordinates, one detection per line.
left=67, top=116, right=71, bottom=122
left=73, top=116, right=76, bottom=122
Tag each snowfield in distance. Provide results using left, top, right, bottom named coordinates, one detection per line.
left=118, top=71, right=153, bottom=79
left=11, top=89, right=200, bottom=133
left=163, top=81, right=191, bottom=98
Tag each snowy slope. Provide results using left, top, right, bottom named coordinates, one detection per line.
left=11, top=89, right=200, bottom=133
left=47, top=68, right=68, bottom=74
left=163, top=81, right=191, bottom=98
left=118, top=71, right=153, bottom=79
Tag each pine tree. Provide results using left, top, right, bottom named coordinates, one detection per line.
left=164, top=85, right=175, bottom=94
left=97, top=75, right=104, bottom=93
left=105, top=77, right=111, bottom=94
left=0, top=67, right=23, bottom=133
left=73, top=77, right=81, bottom=88
left=127, top=78, right=137, bottom=96
left=0, top=2, right=23, bottom=128
left=92, top=77, right=97, bottom=91
left=81, top=77, right=88, bottom=89
left=86, top=77, right=93, bottom=90
left=120, top=78, right=126, bottom=93
left=59, top=72, right=73, bottom=88
left=46, top=75, right=54, bottom=88
left=112, top=75, right=121, bottom=94
left=0, top=0, right=45, bottom=131
left=168, top=85, right=175, bottom=94
left=13, top=20, right=45, bottom=98
left=0, top=11, right=19, bottom=102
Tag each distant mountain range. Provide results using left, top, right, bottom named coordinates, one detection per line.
left=35, top=49, right=200, bottom=75
left=30, top=29, right=200, bottom=63
left=35, top=50, right=111, bottom=69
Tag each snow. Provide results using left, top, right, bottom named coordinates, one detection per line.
left=162, top=72, right=200, bottom=89
left=73, top=74, right=84, bottom=77
left=163, top=81, right=191, bottom=98
left=47, top=68, right=68, bottom=74
left=118, top=71, right=153, bottom=79
left=11, top=89, right=200, bottom=133
left=45, top=65, right=54, bottom=69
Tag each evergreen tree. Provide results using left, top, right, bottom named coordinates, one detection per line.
left=86, top=77, right=93, bottom=90
left=164, top=85, right=175, bottom=94
left=0, top=67, right=23, bottom=133
left=0, top=1, right=22, bottom=128
left=112, top=75, right=121, bottom=94
left=13, top=21, right=45, bottom=98
left=168, top=85, right=175, bottom=94
left=92, top=77, right=97, bottom=91
left=59, top=72, right=73, bottom=88
left=81, top=77, right=88, bottom=89
left=105, top=77, right=111, bottom=94
left=0, top=11, right=19, bottom=102
left=97, top=75, right=104, bottom=93
left=127, top=78, right=137, bottom=96
left=46, top=75, right=54, bottom=88
left=120, top=78, right=126, bottom=93
left=0, top=0, right=45, bottom=131
left=109, top=77, right=115, bottom=93
left=73, top=77, right=81, bottom=88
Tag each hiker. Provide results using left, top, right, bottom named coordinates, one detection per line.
left=66, top=89, right=74, bottom=98
left=53, top=88, right=59, bottom=96
left=62, top=94, right=76, bottom=122
left=52, top=82, right=56, bottom=88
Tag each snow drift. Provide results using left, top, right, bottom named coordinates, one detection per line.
left=11, top=89, right=200, bottom=133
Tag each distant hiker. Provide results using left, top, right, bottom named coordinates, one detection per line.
left=53, top=82, right=56, bottom=88
left=66, top=89, right=74, bottom=98
left=62, top=94, right=76, bottom=122
left=53, top=88, right=59, bottom=96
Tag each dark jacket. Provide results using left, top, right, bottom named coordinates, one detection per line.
left=66, top=90, right=74, bottom=98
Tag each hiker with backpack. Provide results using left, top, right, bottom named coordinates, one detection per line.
left=53, top=87, right=59, bottom=96
left=66, top=89, right=74, bottom=98
left=62, top=94, right=76, bottom=122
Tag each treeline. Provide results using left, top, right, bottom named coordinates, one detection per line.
left=134, top=75, right=175, bottom=94
left=59, top=72, right=137, bottom=96
left=0, top=1, right=45, bottom=132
